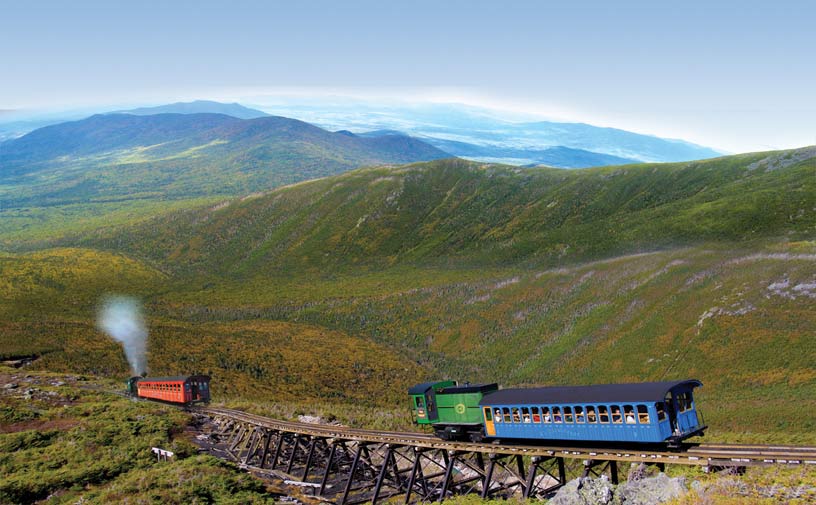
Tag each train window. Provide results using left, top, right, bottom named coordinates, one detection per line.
left=598, top=406, right=609, bottom=423
left=552, top=407, right=562, bottom=423
left=542, top=407, right=551, bottom=423
left=678, top=393, right=692, bottom=412
left=531, top=407, right=541, bottom=423
left=586, top=406, right=597, bottom=423
left=656, top=402, right=666, bottom=422
left=624, top=405, right=636, bottom=424
left=611, top=406, right=623, bottom=424
left=503, top=408, right=511, bottom=423
left=484, top=408, right=493, bottom=421
left=512, top=408, right=521, bottom=423
left=495, top=409, right=503, bottom=422
left=574, top=406, right=585, bottom=423
left=563, top=407, right=573, bottom=423
left=638, top=405, right=650, bottom=424
left=522, top=407, right=531, bottom=423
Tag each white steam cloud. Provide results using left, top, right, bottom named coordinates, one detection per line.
left=97, top=295, right=147, bottom=375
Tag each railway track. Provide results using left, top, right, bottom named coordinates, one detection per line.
left=194, top=406, right=816, bottom=468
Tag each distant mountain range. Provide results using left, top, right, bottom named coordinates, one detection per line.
left=1, top=100, right=726, bottom=169
left=0, top=112, right=448, bottom=207
left=264, top=101, right=724, bottom=165
left=361, top=130, right=637, bottom=168
left=111, top=100, right=269, bottom=119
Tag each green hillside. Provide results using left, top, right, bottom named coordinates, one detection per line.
left=1, top=147, right=814, bottom=443
left=0, top=112, right=448, bottom=247
left=83, top=147, right=815, bottom=275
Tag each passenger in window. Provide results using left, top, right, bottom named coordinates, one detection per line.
left=624, top=406, right=636, bottom=424
left=587, top=407, right=597, bottom=423
left=495, top=409, right=502, bottom=422
left=542, top=408, right=551, bottom=423
left=611, top=407, right=622, bottom=424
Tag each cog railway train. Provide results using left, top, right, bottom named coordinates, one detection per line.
left=409, top=379, right=706, bottom=448
left=126, top=375, right=211, bottom=405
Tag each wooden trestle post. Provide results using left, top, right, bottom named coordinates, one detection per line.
left=271, top=432, right=285, bottom=469
left=258, top=430, right=272, bottom=469
left=523, top=456, right=540, bottom=498
left=341, top=443, right=368, bottom=505
left=371, top=445, right=394, bottom=504
left=557, top=456, right=566, bottom=485
left=318, top=441, right=338, bottom=496
left=302, top=437, right=317, bottom=480
left=285, top=434, right=301, bottom=474
left=481, top=453, right=498, bottom=498
left=404, top=446, right=429, bottom=503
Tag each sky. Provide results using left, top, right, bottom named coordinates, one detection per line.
left=2, top=0, right=815, bottom=153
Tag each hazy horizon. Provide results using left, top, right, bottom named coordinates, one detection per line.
left=4, top=1, right=815, bottom=153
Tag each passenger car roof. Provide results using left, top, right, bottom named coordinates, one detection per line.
left=138, top=375, right=210, bottom=383
left=480, top=380, right=702, bottom=406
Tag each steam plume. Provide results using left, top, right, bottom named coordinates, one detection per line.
left=97, top=295, right=147, bottom=375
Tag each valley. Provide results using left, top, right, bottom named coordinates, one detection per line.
left=1, top=145, right=814, bottom=445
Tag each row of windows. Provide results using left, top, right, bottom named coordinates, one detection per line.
left=141, top=383, right=184, bottom=391
left=486, top=404, right=664, bottom=426
left=140, top=381, right=208, bottom=391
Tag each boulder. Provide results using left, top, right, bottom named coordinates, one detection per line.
left=616, top=473, right=687, bottom=504
left=550, top=475, right=615, bottom=505
left=548, top=473, right=688, bottom=505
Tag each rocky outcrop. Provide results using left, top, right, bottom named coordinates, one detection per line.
left=548, top=473, right=687, bottom=505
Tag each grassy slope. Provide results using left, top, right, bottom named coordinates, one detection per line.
left=0, top=147, right=814, bottom=443
left=81, top=149, right=815, bottom=276
left=0, top=249, right=424, bottom=405
left=0, top=368, right=273, bottom=504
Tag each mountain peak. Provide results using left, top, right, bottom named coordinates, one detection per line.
left=113, top=100, right=269, bottom=119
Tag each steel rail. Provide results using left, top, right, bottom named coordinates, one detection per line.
left=194, top=406, right=816, bottom=467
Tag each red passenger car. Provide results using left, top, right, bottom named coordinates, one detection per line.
left=133, top=375, right=211, bottom=404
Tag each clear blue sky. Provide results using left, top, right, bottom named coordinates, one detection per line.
left=3, top=0, right=814, bottom=152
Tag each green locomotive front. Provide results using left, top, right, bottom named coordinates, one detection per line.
left=409, top=381, right=498, bottom=441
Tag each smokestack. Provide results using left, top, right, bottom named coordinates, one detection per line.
left=97, top=295, right=148, bottom=376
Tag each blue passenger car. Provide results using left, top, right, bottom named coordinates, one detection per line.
left=478, top=380, right=706, bottom=447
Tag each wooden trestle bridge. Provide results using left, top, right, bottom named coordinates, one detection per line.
left=194, top=406, right=816, bottom=504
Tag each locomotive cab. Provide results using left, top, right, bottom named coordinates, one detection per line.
left=409, top=380, right=499, bottom=441
left=126, top=376, right=141, bottom=397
